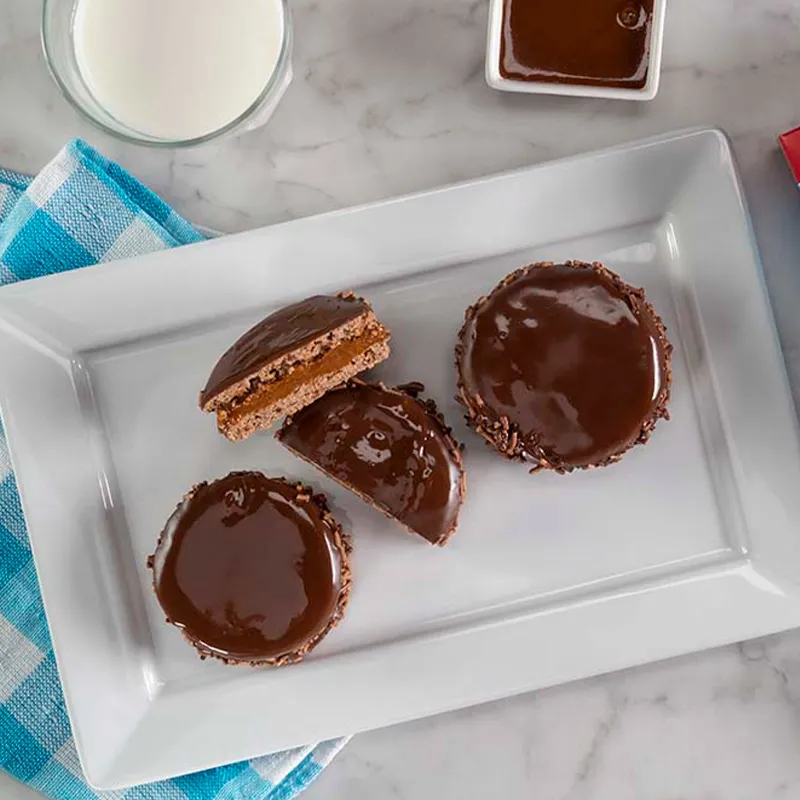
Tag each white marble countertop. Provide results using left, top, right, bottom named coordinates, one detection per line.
left=4, top=0, right=800, bottom=798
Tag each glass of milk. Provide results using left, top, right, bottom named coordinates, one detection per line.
left=42, top=0, right=292, bottom=146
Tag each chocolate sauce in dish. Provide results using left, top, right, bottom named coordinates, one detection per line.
left=500, top=0, right=654, bottom=89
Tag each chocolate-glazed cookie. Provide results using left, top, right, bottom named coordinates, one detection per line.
left=147, top=472, right=351, bottom=666
left=200, top=292, right=390, bottom=441
left=456, top=261, right=672, bottom=472
left=277, top=381, right=465, bottom=546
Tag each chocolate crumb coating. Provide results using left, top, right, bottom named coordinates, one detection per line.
left=277, top=381, right=466, bottom=546
left=147, top=472, right=351, bottom=666
left=200, top=293, right=391, bottom=441
left=455, top=261, right=672, bottom=472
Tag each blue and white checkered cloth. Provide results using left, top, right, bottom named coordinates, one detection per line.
left=0, top=140, right=347, bottom=799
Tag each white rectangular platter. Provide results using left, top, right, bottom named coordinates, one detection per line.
left=2, top=128, right=800, bottom=790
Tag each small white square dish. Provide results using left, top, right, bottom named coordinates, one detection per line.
left=2, top=128, right=800, bottom=790
left=486, top=0, right=667, bottom=101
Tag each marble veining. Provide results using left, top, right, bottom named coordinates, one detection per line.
left=3, top=0, right=800, bottom=797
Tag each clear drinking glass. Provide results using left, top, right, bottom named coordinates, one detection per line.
left=41, top=0, right=293, bottom=147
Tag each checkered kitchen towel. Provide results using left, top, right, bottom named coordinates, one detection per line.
left=0, top=140, right=347, bottom=799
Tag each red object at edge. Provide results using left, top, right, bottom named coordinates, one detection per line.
left=779, top=125, right=800, bottom=184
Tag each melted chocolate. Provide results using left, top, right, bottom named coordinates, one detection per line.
left=151, top=473, right=341, bottom=662
left=500, top=0, right=654, bottom=89
left=278, top=383, right=464, bottom=545
left=457, top=262, right=670, bottom=469
left=201, top=294, right=368, bottom=406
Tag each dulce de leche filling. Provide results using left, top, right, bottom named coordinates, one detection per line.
left=222, top=328, right=389, bottom=425
left=201, top=294, right=370, bottom=407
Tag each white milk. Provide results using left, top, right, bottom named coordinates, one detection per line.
left=74, top=0, right=284, bottom=141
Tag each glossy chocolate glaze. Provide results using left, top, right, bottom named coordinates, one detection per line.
left=500, top=0, right=654, bottom=89
left=151, top=472, right=344, bottom=663
left=457, top=262, right=671, bottom=470
left=200, top=294, right=368, bottom=406
left=278, top=382, right=465, bottom=545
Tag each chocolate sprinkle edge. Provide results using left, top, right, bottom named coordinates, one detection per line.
left=146, top=471, right=352, bottom=667
left=454, top=260, right=674, bottom=474
left=396, top=382, right=467, bottom=546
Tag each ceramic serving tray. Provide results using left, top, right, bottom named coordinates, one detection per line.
left=1, top=128, right=799, bottom=789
